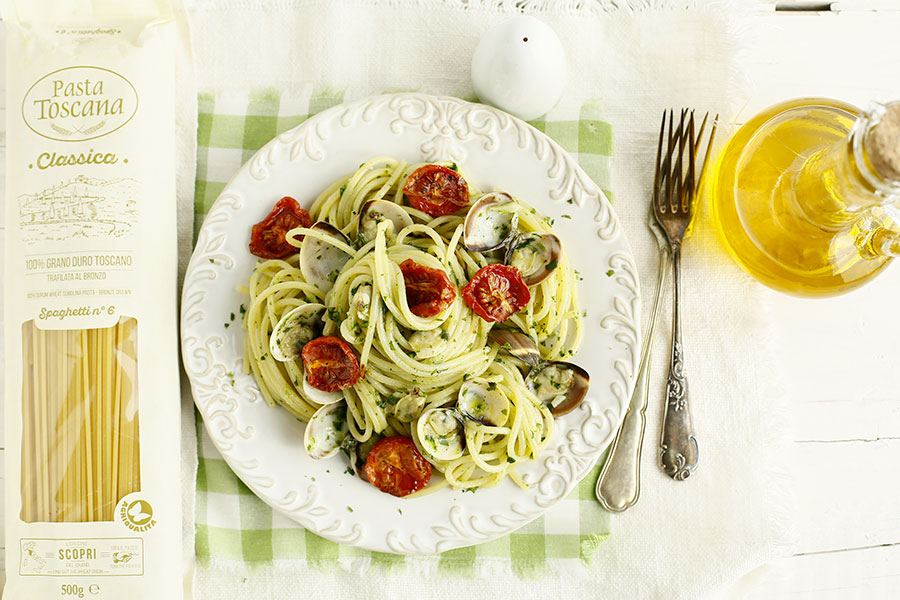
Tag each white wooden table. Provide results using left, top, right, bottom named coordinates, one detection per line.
left=2, top=4, right=900, bottom=598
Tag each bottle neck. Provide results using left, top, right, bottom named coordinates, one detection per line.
left=856, top=203, right=900, bottom=259
left=793, top=103, right=900, bottom=231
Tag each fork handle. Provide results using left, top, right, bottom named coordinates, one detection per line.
left=596, top=243, right=669, bottom=511
left=659, top=244, right=698, bottom=480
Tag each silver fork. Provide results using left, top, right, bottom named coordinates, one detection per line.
left=594, top=155, right=672, bottom=511
left=654, top=109, right=717, bottom=481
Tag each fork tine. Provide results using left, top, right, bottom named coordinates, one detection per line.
left=653, top=110, right=666, bottom=209
left=662, top=109, right=676, bottom=214
left=686, top=111, right=696, bottom=212
left=653, top=108, right=718, bottom=247
left=698, top=113, right=719, bottom=187
left=672, top=109, right=688, bottom=214
left=693, top=112, right=709, bottom=164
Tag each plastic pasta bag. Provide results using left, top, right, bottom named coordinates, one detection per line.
left=4, top=0, right=183, bottom=597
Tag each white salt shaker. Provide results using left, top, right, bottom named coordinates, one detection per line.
left=471, top=15, right=567, bottom=121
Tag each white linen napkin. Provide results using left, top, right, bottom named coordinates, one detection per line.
left=179, top=1, right=797, bottom=598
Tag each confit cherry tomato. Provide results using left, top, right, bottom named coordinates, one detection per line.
left=399, top=259, right=457, bottom=318
left=462, top=264, right=531, bottom=323
left=364, top=436, right=432, bottom=497
left=249, top=196, right=312, bottom=259
left=301, top=336, right=360, bottom=392
left=402, top=165, right=469, bottom=217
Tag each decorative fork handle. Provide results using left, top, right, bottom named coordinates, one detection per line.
left=596, top=242, right=670, bottom=511
left=659, top=244, right=698, bottom=480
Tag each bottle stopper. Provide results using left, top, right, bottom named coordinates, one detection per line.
left=866, top=101, right=900, bottom=183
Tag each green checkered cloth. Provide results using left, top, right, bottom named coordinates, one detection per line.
left=193, top=87, right=614, bottom=575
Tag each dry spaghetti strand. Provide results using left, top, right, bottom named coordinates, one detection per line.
left=20, top=319, right=141, bottom=522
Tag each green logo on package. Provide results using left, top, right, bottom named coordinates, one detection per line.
left=120, top=499, right=156, bottom=532
left=22, top=66, right=138, bottom=142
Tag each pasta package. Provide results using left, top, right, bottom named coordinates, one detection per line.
left=3, top=1, right=182, bottom=598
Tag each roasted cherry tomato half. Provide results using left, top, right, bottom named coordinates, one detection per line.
left=399, top=259, right=457, bottom=318
left=249, top=196, right=312, bottom=259
left=402, top=164, right=469, bottom=217
left=462, top=264, right=531, bottom=323
left=364, top=436, right=432, bottom=497
left=301, top=336, right=360, bottom=392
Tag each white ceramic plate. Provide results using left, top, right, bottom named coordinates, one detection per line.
left=181, top=93, right=640, bottom=554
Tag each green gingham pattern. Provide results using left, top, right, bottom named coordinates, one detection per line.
left=193, top=87, right=615, bottom=574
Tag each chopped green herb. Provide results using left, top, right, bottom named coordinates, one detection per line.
left=561, top=214, right=572, bottom=219
left=229, top=312, right=235, bottom=321
left=566, top=198, right=574, bottom=205
left=347, top=506, right=354, bottom=512
left=506, top=456, right=516, bottom=463
left=545, top=259, right=559, bottom=271
left=606, top=269, right=614, bottom=277
left=344, top=466, right=355, bottom=475
left=224, top=323, right=230, bottom=329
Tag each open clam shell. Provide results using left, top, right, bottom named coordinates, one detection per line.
left=527, top=361, right=590, bottom=417
left=357, top=199, right=414, bottom=243
left=350, top=434, right=383, bottom=481
left=302, top=371, right=344, bottom=405
left=304, top=402, right=350, bottom=459
left=463, top=192, right=519, bottom=253
left=457, top=378, right=510, bottom=427
left=299, top=222, right=353, bottom=292
left=269, top=303, right=325, bottom=362
left=505, top=232, right=561, bottom=286
left=488, top=329, right=542, bottom=367
left=416, top=407, right=465, bottom=462
left=393, top=389, right=427, bottom=423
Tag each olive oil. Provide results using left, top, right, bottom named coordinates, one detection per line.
left=710, top=98, right=900, bottom=296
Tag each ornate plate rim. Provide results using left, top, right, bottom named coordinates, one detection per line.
left=181, top=93, right=640, bottom=555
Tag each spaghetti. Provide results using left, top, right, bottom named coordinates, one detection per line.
left=20, top=318, right=140, bottom=522
left=243, top=158, right=584, bottom=492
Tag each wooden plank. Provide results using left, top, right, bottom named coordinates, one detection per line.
left=736, top=12, right=900, bottom=119
left=733, top=545, right=900, bottom=599
left=769, top=267, right=900, bottom=409
left=793, top=439, right=900, bottom=554
left=789, top=545, right=900, bottom=599
left=793, top=397, right=900, bottom=443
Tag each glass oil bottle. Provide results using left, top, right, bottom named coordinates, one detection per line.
left=710, top=98, right=900, bottom=296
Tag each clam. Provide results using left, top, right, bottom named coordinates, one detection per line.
left=350, top=434, right=383, bottom=481
left=462, top=192, right=519, bottom=252
left=457, top=379, right=510, bottom=427
left=393, top=389, right=427, bottom=422
left=490, top=330, right=590, bottom=417
left=302, top=371, right=344, bottom=405
left=505, top=232, right=561, bottom=286
left=304, top=402, right=349, bottom=459
left=527, top=362, right=590, bottom=417
left=488, top=329, right=541, bottom=367
left=357, top=200, right=414, bottom=243
left=349, top=284, right=373, bottom=323
left=299, top=222, right=353, bottom=292
left=416, top=408, right=465, bottom=462
left=269, top=303, right=325, bottom=361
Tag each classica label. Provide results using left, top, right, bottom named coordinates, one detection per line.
left=22, top=66, right=138, bottom=142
